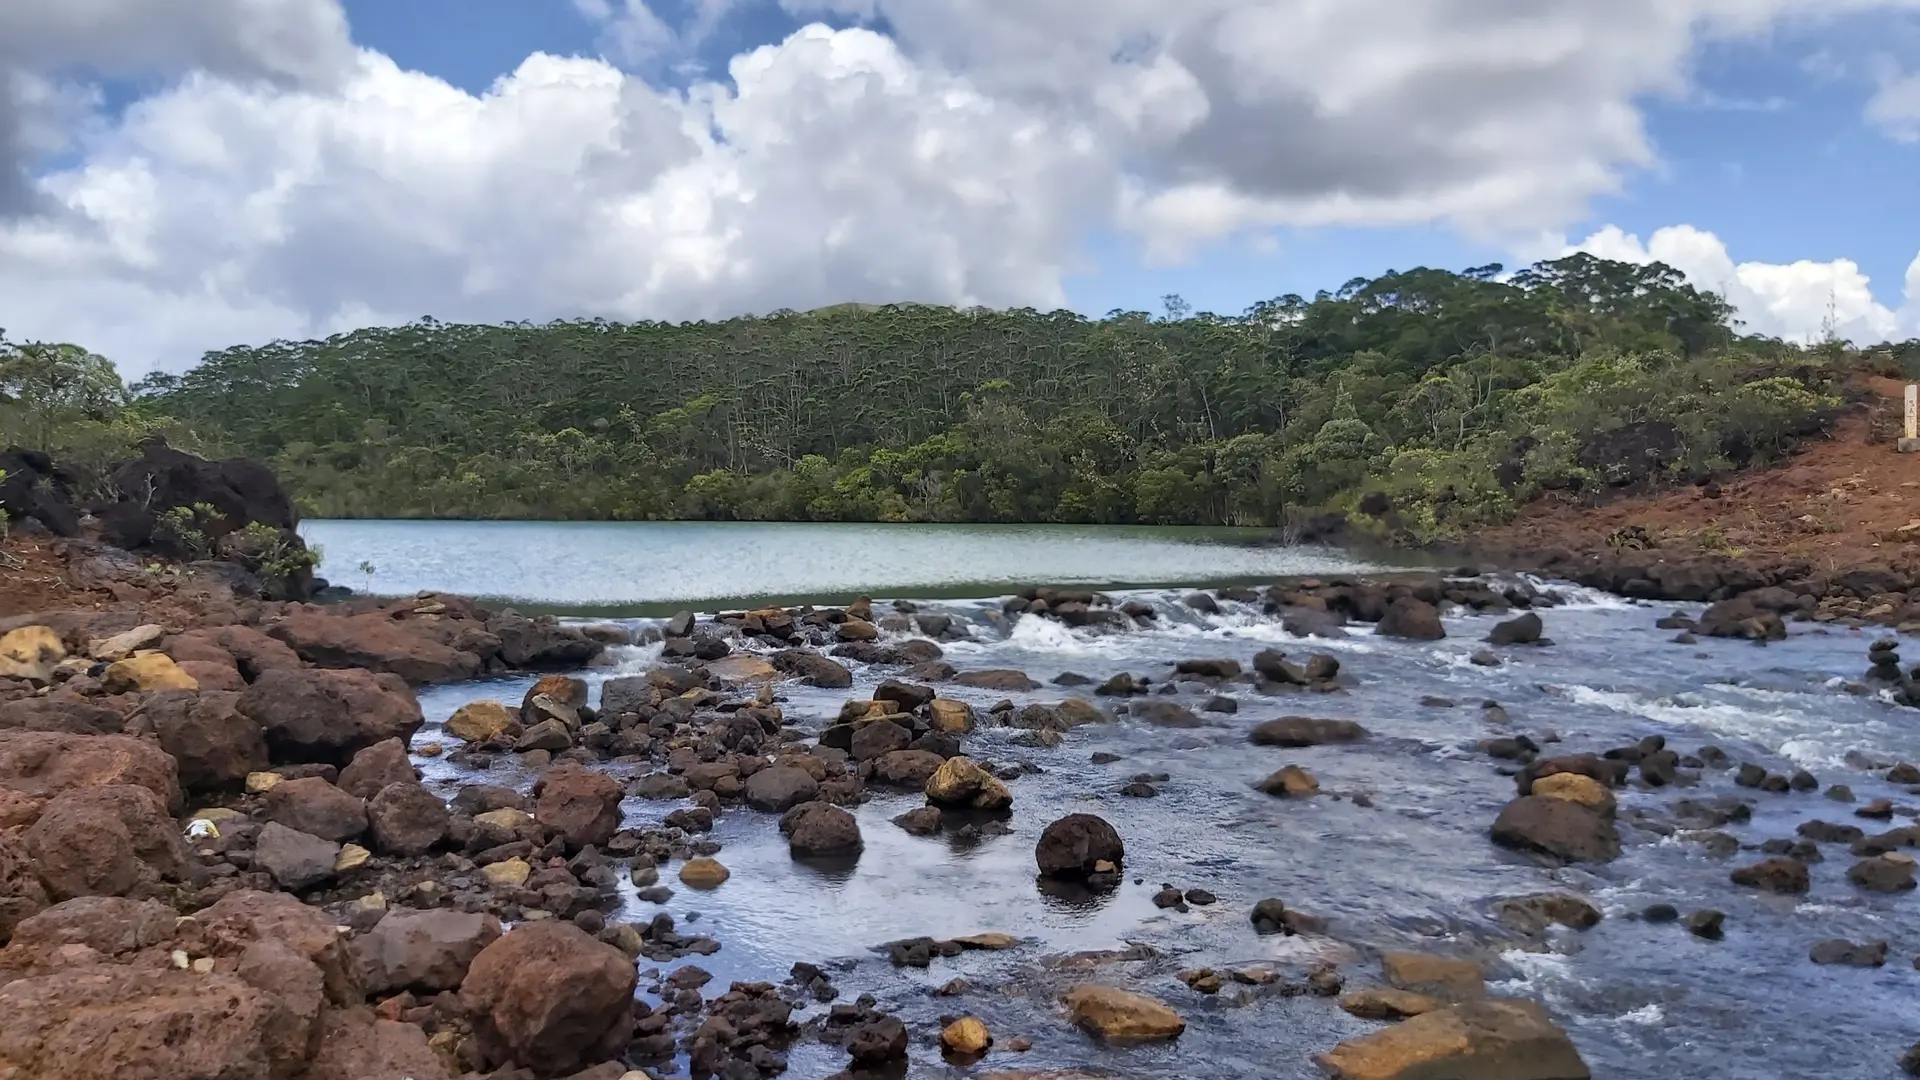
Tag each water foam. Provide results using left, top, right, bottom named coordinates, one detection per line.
left=1556, top=683, right=1891, bottom=768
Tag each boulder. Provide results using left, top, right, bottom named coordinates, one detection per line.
left=351, top=908, right=504, bottom=995
left=1850, top=854, right=1918, bottom=892
left=1487, top=612, right=1544, bottom=646
left=1530, top=773, right=1616, bottom=818
left=871, top=750, right=946, bottom=789
left=740, top=763, right=820, bottom=812
left=1490, top=796, right=1620, bottom=864
left=953, top=669, right=1041, bottom=691
left=238, top=668, right=424, bottom=767
left=781, top=801, right=864, bottom=858
left=307, top=1007, right=456, bottom=1080
left=1730, top=857, right=1811, bottom=894
left=850, top=719, right=912, bottom=761
left=1314, top=999, right=1591, bottom=1080
left=196, top=889, right=359, bottom=1004
left=1340, top=989, right=1445, bottom=1021
left=253, top=822, right=341, bottom=891
left=459, top=922, right=638, bottom=1075
left=874, top=679, right=936, bottom=711
left=263, top=777, right=368, bottom=842
left=1381, top=953, right=1485, bottom=1000
left=338, top=738, right=418, bottom=799
left=445, top=700, right=518, bottom=743
left=24, top=785, right=186, bottom=900
left=101, top=653, right=199, bottom=693
left=165, top=625, right=303, bottom=681
left=679, top=857, right=730, bottom=889
left=1127, top=700, right=1201, bottom=728
left=366, top=781, right=450, bottom=856
left=8, top=896, right=176, bottom=956
left=145, top=690, right=269, bottom=792
left=533, top=764, right=623, bottom=850
left=928, top=699, right=975, bottom=733
left=0, top=967, right=296, bottom=1080
left=0, top=730, right=182, bottom=812
left=267, top=610, right=483, bottom=684
left=488, top=612, right=603, bottom=670
left=1376, top=597, right=1445, bottom=640
left=1061, top=985, right=1184, bottom=1044
left=0, top=836, right=52, bottom=939
left=0, top=626, right=63, bottom=682
left=1256, top=765, right=1319, bottom=797
left=925, top=756, right=1013, bottom=811
left=1036, top=814, right=1123, bottom=879
left=1248, top=717, right=1368, bottom=747
left=88, top=624, right=166, bottom=662
left=771, top=649, right=854, bottom=689
left=0, top=698, right=125, bottom=736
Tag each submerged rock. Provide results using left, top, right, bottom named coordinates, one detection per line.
left=1248, top=717, right=1368, bottom=747
left=1061, top=985, right=1184, bottom=1044
left=1314, top=999, right=1590, bottom=1080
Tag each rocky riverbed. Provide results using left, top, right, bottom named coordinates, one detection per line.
left=5, top=558, right=1920, bottom=1079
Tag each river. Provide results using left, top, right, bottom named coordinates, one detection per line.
left=308, top=519, right=1920, bottom=1079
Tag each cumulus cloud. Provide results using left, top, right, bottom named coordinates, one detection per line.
left=1568, top=223, right=1920, bottom=344
left=0, top=0, right=1918, bottom=374
left=1866, top=63, right=1920, bottom=140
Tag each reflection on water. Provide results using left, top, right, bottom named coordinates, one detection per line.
left=410, top=581, right=1920, bottom=1079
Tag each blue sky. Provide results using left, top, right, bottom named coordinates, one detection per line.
left=334, top=0, right=1918, bottom=320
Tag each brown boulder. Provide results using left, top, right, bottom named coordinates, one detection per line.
left=232, top=937, right=328, bottom=1065
left=533, top=764, right=623, bottom=850
left=366, top=781, right=450, bottom=856
left=167, top=625, right=303, bottom=680
left=1731, top=857, right=1811, bottom=894
left=307, top=1006, right=455, bottom=1080
left=338, top=738, right=419, bottom=799
left=743, top=764, right=821, bottom=812
left=925, top=756, right=1013, bottom=811
left=780, top=801, right=864, bottom=857
left=195, top=889, right=358, bottom=1004
left=871, top=749, right=946, bottom=790
left=1314, top=999, right=1590, bottom=1079
left=1375, top=596, right=1446, bottom=640
left=1248, top=717, right=1368, bottom=747
left=0, top=834, right=49, bottom=940
left=267, top=610, right=483, bottom=684
left=350, top=907, right=503, bottom=995
left=1061, top=985, right=1184, bottom=1044
left=144, top=690, right=269, bottom=791
left=264, top=776, right=368, bottom=842
left=238, top=668, right=424, bottom=767
left=771, top=649, right=853, bottom=688
left=24, top=784, right=187, bottom=900
left=0, top=967, right=294, bottom=1080
left=1036, top=814, right=1124, bottom=879
left=1490, top=796, right=1620, bottom=864
left=0, top=730, right=182, bottom=812
left=0, top=698, right=124, bottom=735
left=954, top=669, right=1040, bottom=691
left=8, top=896, right=176, bottom=956
left=458, top=921, right=638, bottom=1075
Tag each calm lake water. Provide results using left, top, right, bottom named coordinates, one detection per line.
left=299, top=519, right=1394, bottom=614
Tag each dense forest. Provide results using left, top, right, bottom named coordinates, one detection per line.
left=6, top=254, right=1916, bottom=543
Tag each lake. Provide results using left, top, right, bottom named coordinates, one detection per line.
left=298, top=519, right=1395, bottom=614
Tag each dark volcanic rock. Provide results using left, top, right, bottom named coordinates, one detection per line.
left=237, top=668, right=424, bottom=767
left=1489, top=796, right=1620, bottom=864
left=781, top=801, right=864, bottom=858
left=144, top=689, right=269, bottom=792
left=1035, top=813, right=1124, bottom=879
left=1376, top=596, right=1445, bottom=640
left=1731, top=857, right=1811, bottom=894
left=1487, top=612, right=1544, bottom=645
left=744, top=764, right=822, bottom=812
left=458, top=921, right=637, bottom=1076
left=1248, top=717, right=1367, bottom=747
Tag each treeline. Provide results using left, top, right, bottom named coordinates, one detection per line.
left=9, top=254, right=1916, bottom=542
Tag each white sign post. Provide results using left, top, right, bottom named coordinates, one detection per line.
left=1902, top=384, right=1919, bottom=452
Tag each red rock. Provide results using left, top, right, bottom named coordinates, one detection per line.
left=144, top=689, right=269, bottom=791
left=167, top=625, right=303, bottom=681
left=532, top=764, right=622, bottom=851
left=176, top=660, right=247, bottom=692
left=0, top=730, right=183, bottom=813
left=267, top=610, right=484, bottom=685
left=308, top=1006, right=455, bottom=1080
left=458, top=921, right=636, bottom=1075
left=0, top=966, right=293, bottom=1080
left=0, top=834, right=48, bottom=939
left=194, top=889, right=359, bottom=1004
left=338, top=738, right=418, bottom=799
left=366, top=781, right=450, bottom=856
left=350, top=908, right=503, bottom=995
left=0, top=698, right=125, bottom=735
left=238, top=668, right=423, bottom=767
left=23, top=785, right=187, bottom=900
left=8, top=896, right=176, bottom=956
left=234, top=937, right=327, bottom=1064
left=263, top=776, right=368, bottom=842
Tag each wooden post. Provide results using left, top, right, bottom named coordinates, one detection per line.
left=1901, top=384, right=1920, bottom=452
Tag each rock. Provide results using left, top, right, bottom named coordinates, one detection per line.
left=0, top=730, right=182, bottom=812
left=306, top=1007, right=455, bottom=1080
left=352, top=908, right=503, bottom=994
left=533, top=764, right=623, bottom=850
left=1376, top=597, right=1445, bottom=640
left=771, top=649, right=854, bottom=689
left=846, top=1014, right=909, bottom=1065
left=1490, top=796, right=1620, bottom=864
left=679, top=857, right=730, bottom=889
left=926, top=756, right=1014, bottom=811
left=850, top=719, right=912, bottom=761
left=1493, top=893, right=1603, bottom=935
left=144, top=689, right=270, bottom=792
left=515, top=718, right=573, bottom=753
left=264, top=776, right=368, bottom=842
left=0, top=698, right=125, bottom=736
left=1248, top=716, right=1368, bottom=747
left=929, top=699, right=975, bottom=733
left=781, top=801, right=863, bottom=857
left=745, top=764, right=822, bottom=811
left=894, top=806, right=942, bottom=835
left=458, top=921, right=638, bottom=1075
left=446, top=700, right=517, bottom=742
left=334, top=843, right=370, bottom=873
left=366, top=781, right=450, bottom=856
left=1340, top=988, right=1444, bottom=1021
left=1061, top=985, right=1185, bottom=1044
left=0, top=626, right=64, bottom=682
left=266, top=609, right=482, bottom=684
left=941, top=1016, right=992, bottom=1055
left=1314, top=999, right=1591, bottom=1080
left=480, top=858, right=532, bottom=889
left=874, top=679, right=936, bottom=711
left=101, top=653, right=198, bottom=693
left=0, top=967, right=300, bottom=1080
left=1381, top=953, right=1485, bottom=1000
left=953, top=669, right=1041, bottom=691
left=1250, top=898, right=1291, bottom=935
left=1683, top=909, right=1725, bottom=940
left=8, top=896, right=175, bottom=956
left=338, top=737, right=417, bottom=799
left=1127, top=700, right=1201, bottom=728
left=1487, top=612, right=1544, bottom=646
left=1035, top=814, right=1123, bottom=879
left=871, top=749, right=946, bottom=789
left=238, top=668, right=424, bottom=767
left=24, top=784, right=186, bottom=900
left=1809, top=938, right=1888, bottom=967
left=1849, top=854, right=1917, bottom=892
left=254, top=822, right=341, bottom=891
left=1176, top=658, right=1242, bottom=678
left=1530, top=773, right=1616, bottom=817
left=1256, top=765, right=1319, bottom=797
left=1049, top=698, right=1108, bottom=728
left=196, top=888, right=358, bottom=1004
left=1731, top=857, right=1811, bottom=894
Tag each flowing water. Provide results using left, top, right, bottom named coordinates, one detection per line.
left=323, top=522, right=1920, bottom=1078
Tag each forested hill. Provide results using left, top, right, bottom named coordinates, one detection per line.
left=21, top=254, right=1913, bottom=540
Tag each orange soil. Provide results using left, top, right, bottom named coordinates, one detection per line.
left=1479, top=383, right=1920, bottom=572
left=0, top=535, right=104, bottom=619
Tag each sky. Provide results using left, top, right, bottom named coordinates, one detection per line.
left=0, top=0, right=1916, bottom=377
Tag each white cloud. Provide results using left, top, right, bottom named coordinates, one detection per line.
left=1568, top=223, right=1920, bottom=343
left=0, top=0, right=1919, bottom=374
left=1866, top=64, right=1920, bottom=140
